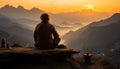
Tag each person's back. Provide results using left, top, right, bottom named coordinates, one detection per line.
left=34, top=13, right=60, bottom=49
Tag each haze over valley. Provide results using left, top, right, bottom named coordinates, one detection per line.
left=0, top=4, right=120, bottom=64
left=63, top=13, right=120, bottom=64
left=0, top=5, right=112, bottom=36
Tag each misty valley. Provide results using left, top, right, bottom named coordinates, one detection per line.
left=0, top=5, right=120, bottom=69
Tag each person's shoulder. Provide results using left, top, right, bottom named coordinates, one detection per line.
left=36, top=23, right=40, bottom=26
left=36, top=23, right=41, bottom=27
left=48, top=23, right=55, bottom=30
left=48, top=23, right=54, bottom=27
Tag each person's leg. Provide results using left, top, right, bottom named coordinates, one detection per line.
left=54, top=38, right=61, bottom=48
left=57, top=44, right=67, bottom=49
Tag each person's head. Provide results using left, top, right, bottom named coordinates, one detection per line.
left=40, top=13, right=49, bottom=22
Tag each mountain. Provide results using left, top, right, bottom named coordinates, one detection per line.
left=0, top=5, right=83, bottom=36
left=0, top=5, right=112, bottom=36
left=64, top=13, right=120, bottom=63
left=0, top=5, right=44, bottom=20
left=0, top=5, right=112, bottom=25
left=0, top=13, right=76, bottom=46
left=90, top=13, right=120, bottom=26
left=0, top=5, right=114, bottom=46
left=52, top=9, right=111, bottom=24
left=0, top=13, right=34, bottom=46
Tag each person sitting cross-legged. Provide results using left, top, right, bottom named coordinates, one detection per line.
left=34, top=13, right=60, bottom=49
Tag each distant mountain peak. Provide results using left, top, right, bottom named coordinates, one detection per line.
left=17, top=5, right=25, bottom=9
left=30, top=7, right=39, bottom=11
left=111, top=13, right=120, bottom=18
left=90, top=13, right=120, bottom=26
left=30, top=7, right=44, bottom=12
left=31, top=7, right=39, bottom=10
left=1, top=4, right=15, bottom=9
left=3, top=4, right=10, bottom=7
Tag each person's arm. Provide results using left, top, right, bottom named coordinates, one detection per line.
left=34, top=24, right=39, bottom=43
left=52, top=26, right=61, bottom=45
left=52, top=26, right=59, bottom=39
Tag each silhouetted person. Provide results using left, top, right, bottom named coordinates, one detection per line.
left=1, top=38, right=7, bottom=48
left=6, top=43, right=10, bottom=49
left=34, top=13, right=60, bottom=49
left=83, top=53, right=93, bottom=65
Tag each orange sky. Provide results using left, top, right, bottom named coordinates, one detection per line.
left=0, top=0, right=120, bottom=13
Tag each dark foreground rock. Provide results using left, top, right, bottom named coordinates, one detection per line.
left=0, top=47, right=117, bottom=69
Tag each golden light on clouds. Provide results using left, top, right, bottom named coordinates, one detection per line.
left=0, top=0, right=120, bottom=13
left=85, top=5, right=95, bottom=10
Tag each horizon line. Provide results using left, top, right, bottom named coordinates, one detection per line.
left=0, top=4, right=118, bottom=14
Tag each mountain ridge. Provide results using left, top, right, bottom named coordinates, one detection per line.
left=63, top=13, right=120, bottom=63
left=90, top=13, right=120, bottom=26
left=0, top=13, right=34, bottom=46
left=0, top=5, right=45, bottom=20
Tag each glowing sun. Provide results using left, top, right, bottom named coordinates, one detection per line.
left=85, top=5, right=95, bottom=10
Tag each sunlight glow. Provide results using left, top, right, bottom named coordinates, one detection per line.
left=0, top=0, right=120, bottom=13
left=85, top=5, right=94, bottom=10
